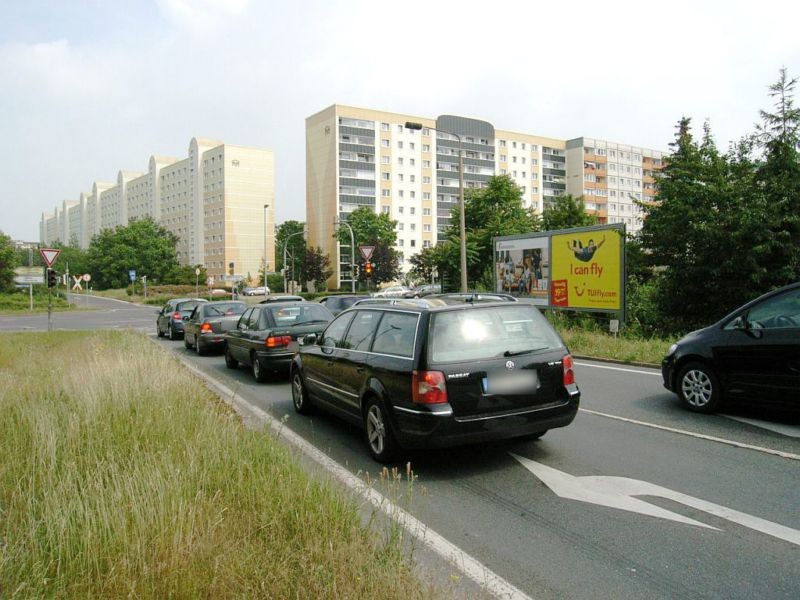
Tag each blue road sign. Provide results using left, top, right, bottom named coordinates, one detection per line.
left=129, top=269, right=136, bottom=282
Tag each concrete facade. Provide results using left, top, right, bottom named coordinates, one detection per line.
left=40, top=137, right=275, bottom=281
left=307, top=104, right=664, bottom=288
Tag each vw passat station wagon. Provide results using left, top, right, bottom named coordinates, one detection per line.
left=290, top=299, right=580, bottom=462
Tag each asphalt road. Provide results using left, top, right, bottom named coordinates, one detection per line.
left=6, top=295, right=800, bottom=599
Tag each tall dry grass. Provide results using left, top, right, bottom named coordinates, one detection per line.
left=0, top=331, right=436, bottom=599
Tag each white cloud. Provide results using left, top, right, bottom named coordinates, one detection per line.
left=155, top=0, right=250, bottom=34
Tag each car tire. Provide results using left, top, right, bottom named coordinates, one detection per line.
left=224, top=346, right=238, bottom=369
left=168, top=325, right=175, bottom=341
left=196, top=338, right=205, bottom=356
left=363, top=396, right=399, bottom=463
left=678, top=362, right=722, bottom=413
left=291, top=369, right=314, bottom=415
left=251, top=353, right=268, bottom=383
left=157, top=324, right=164, bottom=338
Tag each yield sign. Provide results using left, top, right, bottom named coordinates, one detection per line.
left=359, top=245, right=375, bottom=261
left=40, top=248, right=61, bottom=267
left=511, top=454, right=800, bottom=546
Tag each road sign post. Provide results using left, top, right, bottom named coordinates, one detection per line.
left=40, top=249, right=61, bottom=332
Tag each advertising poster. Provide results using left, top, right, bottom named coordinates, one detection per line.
left=550, top=227, right=622, bottom=310
left=494, top=235, right=549, bottom=305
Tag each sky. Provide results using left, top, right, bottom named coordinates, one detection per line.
left=1, top=0, right=799, bottom=241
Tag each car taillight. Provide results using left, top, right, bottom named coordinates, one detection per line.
left=412, top=370, right=448, bottom=404
left=266, top=335, right=291, bottom=348
left=172, top=311, right=182, bottom=321
left=200, top=322, right=213, bottom=333
left=563, top=354, right=575, bottom=386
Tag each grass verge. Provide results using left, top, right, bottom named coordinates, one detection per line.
left=0, top=331, right=437, bottom=598
left=0, top=291, right=72, bottom=314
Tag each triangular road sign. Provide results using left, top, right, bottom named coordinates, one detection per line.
left=40, top=248, right=61, bottom=267
left=359, top=245, right=375, bottom=261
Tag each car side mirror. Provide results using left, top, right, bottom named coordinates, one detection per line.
left=302, top=333, right=317, bottom=346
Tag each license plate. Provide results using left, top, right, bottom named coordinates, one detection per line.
left=482, top=371, right=539, bottom=394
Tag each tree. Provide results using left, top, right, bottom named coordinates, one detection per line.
left=754, top=67, right=800, bottom=286
left=275, top=220, right=306, bottom=282
left=408, top=244, right=443, bottom=283
left=0, top=231, right=17, bottom=293
left=85, top=218, right=179, bottom=289
left=51, top=239, right=89, bottom=279
left=304, top=246, right=332, bottom=290
left=541, top=194, right=597, bottom=231
left=445, top=175, right=539, bottom=288
left=338, top=207, right=397, bottom=247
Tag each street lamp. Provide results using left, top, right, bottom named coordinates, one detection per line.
left=333, top=217, right=356, bottom=293
left=283, top=230, right=306, bottom=294
left=263, top=203, right=270, bottom=299
left=405, top=121, right=467, bottom=292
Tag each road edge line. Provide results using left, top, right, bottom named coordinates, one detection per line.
left=178, top=358, right=533, bottom=600
left=580, top=408, right=800, bottom=461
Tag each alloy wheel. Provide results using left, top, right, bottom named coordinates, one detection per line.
left=681, top=368, right=713, bottom=408
left=366, top=405, right=386, bottom=456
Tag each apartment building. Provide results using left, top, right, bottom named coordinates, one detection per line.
left=40, top=137, right=275, bottom=281
left=307, top=104, right=664, bottom=289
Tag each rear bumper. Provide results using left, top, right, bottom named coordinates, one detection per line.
left=254, top=349, right=294, bottom=372
left=392, top=389, right=580, bottom=449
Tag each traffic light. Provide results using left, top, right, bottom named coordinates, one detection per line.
left=365, top=261, right=373, bottom=276
left=46, top=268, right=58, bottom=288
left=228, top=262, right=235, bottom=276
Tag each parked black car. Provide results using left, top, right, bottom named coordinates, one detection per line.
left=183, top=301, right=247, bottom=355
left=224, top=302, right=334, bottom=382
left=426, top=292, right=519, bottom=304
left=290, top=300, right=580, bottom=462
left=662, top=282, right=800, bottom=413
left=156, top=298, right=208, bottom=340
left=317, top=294, right=371, bottom=315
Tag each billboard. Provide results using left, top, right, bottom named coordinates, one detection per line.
left=494, top=224, right=625, bottom=314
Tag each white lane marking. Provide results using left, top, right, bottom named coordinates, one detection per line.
left=579, top=408, right=800, bottom=461
left=574, top=361, right=660, bottom=376
left=178, top=358, right=531, bottom=600
left=512, top=454, right=800, bottom=547
left=722, top=415, right=800, bottom=438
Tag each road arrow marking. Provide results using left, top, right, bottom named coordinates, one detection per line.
left=511, top=454, right=800, bottom=547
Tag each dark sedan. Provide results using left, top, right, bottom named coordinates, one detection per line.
left=224, top=302, right=334, bottom=382
left=156, top=298, right=207, bottom=340
left=317, top=294, right=370, bottom=315
left=662, top=282, right=800, bottom=413
left=183, top=301, right=247, bottom=355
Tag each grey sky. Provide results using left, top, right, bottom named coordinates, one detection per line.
left=1, top=0, right=798, bottom=241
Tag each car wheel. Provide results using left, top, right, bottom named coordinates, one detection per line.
left=251, top=354, right=268, bottom=383
left=184, top=335, right=192, bottom=349
left=168, top=325, right=174, bottom=340
left=291, top=369, right=314, bottom=415
left=157, top=324, right=164, bottom=338
left=678, top=362, right=722, bottom=413
left=224, top=346, right=238, bottom=369
left=363, top=396, right=399, bottom=463
left=196, top=337, right=205, bottom=356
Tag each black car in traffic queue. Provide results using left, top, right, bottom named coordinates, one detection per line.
left=290, top=300, right=580, bottom=462
left=224, top=301, right=334, bottom=382
left=156, top=298, right=208, bottom=340
left=183, top=301, right=247, bottom=355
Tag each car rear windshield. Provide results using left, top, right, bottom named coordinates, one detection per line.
left=429, top=305, right=564, bottom=363
left=206, top=302, right=246, bottom=316
left=177, top=300, right=203, bottom=312
left=268, top=304, right=332, bottom=327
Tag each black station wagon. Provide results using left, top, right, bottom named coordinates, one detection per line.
left=290, top=300, right=580, bottom=462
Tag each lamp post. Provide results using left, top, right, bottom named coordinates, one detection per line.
left=263, top=203, right=270, bottom=298
left=283, top=230, right=306, bottom=294
left=405, top=121, right=467, bottom=292
left=333, top=218, right=356, bottom=293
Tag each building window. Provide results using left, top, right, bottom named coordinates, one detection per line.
left=423, top=208, right=431, bottom=216
left=422, top=176, right=431, bottom=184
left=397, top=157, right=404, bottom=165
left=423, top=224, right=431, bottom=232
left=397, top=124, right=403, bottom=133
left=423, top=160, right=431, bottom=169
left=499, top=140, right=506, bottom=147
left=381, top=139, right=390, bottom=148
left=381, top=122, right=390, bottom=131
left=381, top=156, right=390, bottom=164
left=382, top=189, right=391, bottom=197
left=381, top=172, right=390, bottom=180
left=382, top=206, right=390, bottom=214
left=423, top=192, right=431, bottom=200
left=397, top=141, right=403, bottom=149
left=422, top=144, right=430, bottom=152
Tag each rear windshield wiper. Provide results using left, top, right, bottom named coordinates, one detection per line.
left=503, top=346, right=548, bottom=357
